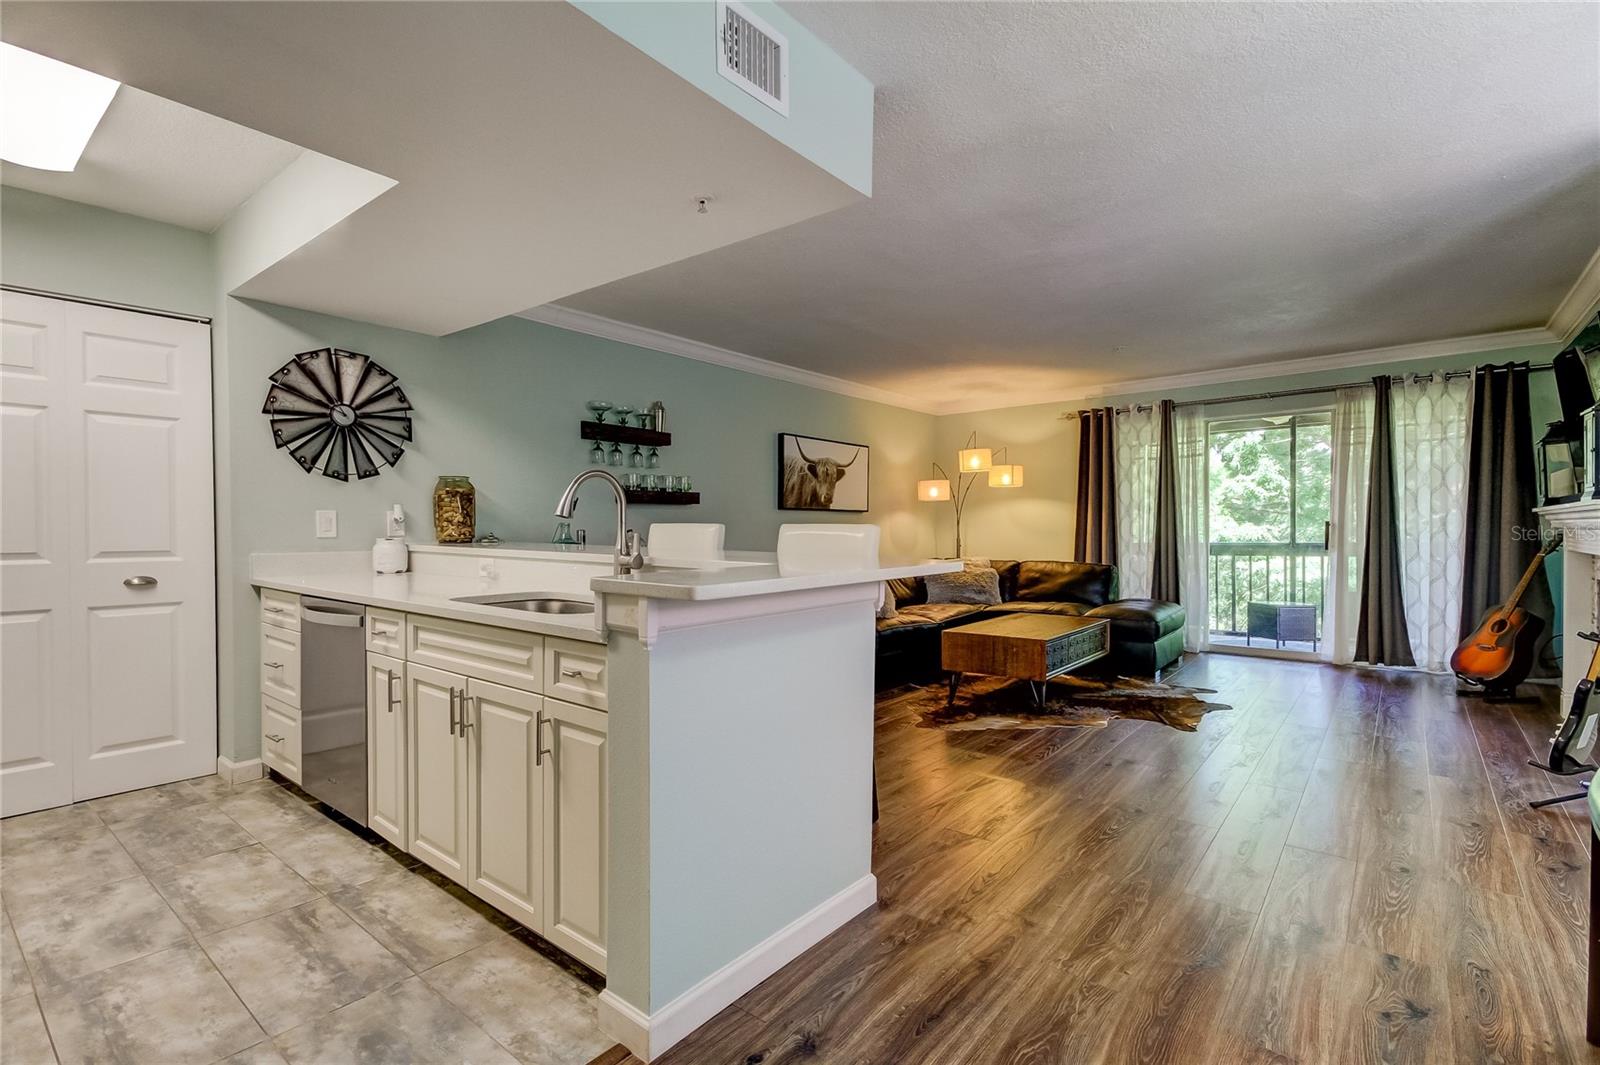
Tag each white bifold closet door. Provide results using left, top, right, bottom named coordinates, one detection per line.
left=1, top=291, right=216, bottom=816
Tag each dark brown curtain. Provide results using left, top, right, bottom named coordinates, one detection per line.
left=1150, top=399, right=1180, bottom=602
left=1074, top=407, right=1118, bottom=565
left=1355, top=377, right=1414, bottom=666
left=1459, top=362, right=1554, bottom=670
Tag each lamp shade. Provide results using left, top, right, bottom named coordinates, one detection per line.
left=917, top=478, right=951, bottom=502
left=988, top=464, right=1024, bottom=488
left=958, top=447, right=992, bottom=472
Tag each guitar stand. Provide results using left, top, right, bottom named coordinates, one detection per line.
left=1531, top=754, right=1599, bottom=777
left=1529, top=779, right=1590, bottom=810
left=1455, top=685, right=1537, bottom=704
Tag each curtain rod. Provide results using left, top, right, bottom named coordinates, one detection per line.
left=1058, top=361, right=1556, bottom=419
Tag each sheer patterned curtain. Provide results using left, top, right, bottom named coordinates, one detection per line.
left=1325, top=386, right=1374, bottom=664
left=1115, top=405, right=1158, bottom=599
left=1175, top=405, right=1210, bottom=652
left=1394, top=371, right=1471, bottom=671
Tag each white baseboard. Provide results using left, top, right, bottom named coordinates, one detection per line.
left=216, top=756, right=263, bottom=784
left=598, top=874, right=877, bottom=1062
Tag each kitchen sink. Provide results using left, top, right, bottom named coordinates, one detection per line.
left=452, top=593, right=595, bottom=614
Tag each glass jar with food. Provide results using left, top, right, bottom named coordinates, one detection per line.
left=433, top=475, right=476, bottom=543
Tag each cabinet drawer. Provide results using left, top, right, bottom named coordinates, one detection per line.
left=366, top=608, right=406, bottom=657
left=261, top=696, right=302, bottom=783
left=260, top=624, right=301, bottom=707
left=260, top=588, right=300, bottom=631
left=543, top=637, right=607, bottom=711
left=407, top=615, right=542, bottom=692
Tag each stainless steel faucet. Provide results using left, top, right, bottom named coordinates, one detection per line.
left=554, top=469, right=644, bottom=574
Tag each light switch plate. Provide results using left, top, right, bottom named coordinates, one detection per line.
left=315, top=510, right=337, bottom=538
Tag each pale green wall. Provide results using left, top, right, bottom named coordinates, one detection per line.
left=1, top=187, right=214, bottom=316
left=3, top=191, right=936, bottom=762
left=573, top=0, right=874, bottom=195
left=936, top=344, right=1566, bottom=563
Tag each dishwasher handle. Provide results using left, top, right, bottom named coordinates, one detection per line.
left=300, top=598, right=365, bottom=628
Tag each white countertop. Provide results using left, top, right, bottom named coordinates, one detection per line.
left=250, top=566, right=609, bottom=643
left=250, top=543, right=958, bottom=627
left=589, top=559, right=958, bottom=600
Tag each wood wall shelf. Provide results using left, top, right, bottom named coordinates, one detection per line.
left=624, top=489, right=699, bottom=506
left=581, top=421, right=671, bottom=447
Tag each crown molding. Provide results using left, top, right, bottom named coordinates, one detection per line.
left=930, top=326, right=1561, bottom=415
left=516, top=304, right=938, bottom=414
left=1549, top=245, right=1600, bottom=344
left=521, top=305, right=1566, bottom=420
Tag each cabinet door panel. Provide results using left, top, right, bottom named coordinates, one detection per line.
left=366, top=652, right=407, bottom=848
left=465, top=679, right=543, bottom=931
left=544, top=698, right=607, bottom=972
left=406, top=662, right=469, bottom=884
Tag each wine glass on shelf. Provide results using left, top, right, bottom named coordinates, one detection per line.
left=608, top=443, right=624, bottom=467
left=634, top=411, right=653, bottom=430
left=589, top=441, right=607, bottom=465
left=646, top=447, right=660, bottom=469
left=585, top=400, right=612, bottom=424
left=629, top=445, right=644, bottom=468
left=612, top=405, right=636, bottom=430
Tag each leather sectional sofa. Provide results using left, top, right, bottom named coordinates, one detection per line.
left=876, top=559, right=1185, bottom=686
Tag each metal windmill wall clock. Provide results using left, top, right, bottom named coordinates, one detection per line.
left=262, top=348, right=414, bottom=480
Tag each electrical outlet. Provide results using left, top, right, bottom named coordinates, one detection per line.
left=315, top=510, right=337, bottom=538
left=478, top=559, right=498, bottom=579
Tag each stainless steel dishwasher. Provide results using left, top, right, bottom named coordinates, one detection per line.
left=298, top=597, right=367, bottom=823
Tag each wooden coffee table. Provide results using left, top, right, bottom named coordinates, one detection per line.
left=941, top=613, right=1111, bottom=708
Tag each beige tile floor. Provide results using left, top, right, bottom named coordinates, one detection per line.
left=0, top=774, right=614, bottom=1065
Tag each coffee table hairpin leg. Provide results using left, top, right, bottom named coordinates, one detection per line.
left=946, top=672, right=962, bottom=706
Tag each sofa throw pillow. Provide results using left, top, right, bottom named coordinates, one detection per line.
left=925, top=565, right=1002, bottom=606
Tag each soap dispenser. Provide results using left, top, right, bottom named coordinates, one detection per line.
left=373, top=504, right=409, bottom=573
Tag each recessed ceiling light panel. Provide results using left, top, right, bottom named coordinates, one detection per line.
left=0, top=43, right=119, bottom=171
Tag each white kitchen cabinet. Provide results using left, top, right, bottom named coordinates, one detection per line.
left=366, top=652, right=407, bottom=849
left=366, top=608, right=405, bottom=658
left=259, top=695, right=302, bottom=783
left=407, top=614, right=542, bottom=690
left=260, top=622, right=302, bottom=708
left=406, top=662, right=471, bottom=885
left=464, top=678, right=545, bottom=931
left=543, top=698, right=608, bottom=972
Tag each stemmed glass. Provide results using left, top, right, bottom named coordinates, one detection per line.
left=634, top=411, right=653, bottom=430
left=586, top=400, right=613, bottom=424
left=589, top=442, right=607, bottom=465
left=608, top=444, right=624, bottom=467
left=646, top=447, right=661, bottom=469
left=629, top=445, right=645, bottom=468
left=612, top=405, right=635, bottom=431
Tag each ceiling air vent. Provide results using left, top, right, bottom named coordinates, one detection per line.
left=716, top=1, right=789, bottom=117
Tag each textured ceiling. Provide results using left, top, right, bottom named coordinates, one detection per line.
left=2, top=85, right=301, bottom=232
left=558, top=1, right=1600, bottom=410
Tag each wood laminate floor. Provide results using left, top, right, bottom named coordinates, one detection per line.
left=603, top=653, right=1598, bottom=1065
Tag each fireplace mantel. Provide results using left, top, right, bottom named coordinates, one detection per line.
left=1535, top=500, right=1600, bottom=717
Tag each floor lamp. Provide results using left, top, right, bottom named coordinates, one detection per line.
left=917, top=434, right=1023, bottom=557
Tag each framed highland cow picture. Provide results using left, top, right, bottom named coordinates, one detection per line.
left=779, top=433, right=870, bottom=512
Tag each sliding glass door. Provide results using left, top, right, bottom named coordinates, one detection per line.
left=1206, top=411, right=1333, bottom=655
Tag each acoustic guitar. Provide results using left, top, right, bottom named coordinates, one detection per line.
left=1450, top=532, right=1561, bottom=694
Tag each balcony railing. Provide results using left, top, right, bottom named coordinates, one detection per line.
left=1207, top=542, right=1326, bottom=637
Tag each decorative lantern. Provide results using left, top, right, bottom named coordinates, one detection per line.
left=1539, top=420, right=1581, bottom=506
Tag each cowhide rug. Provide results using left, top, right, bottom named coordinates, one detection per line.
left=908, top=673, right=1230, bottom=732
